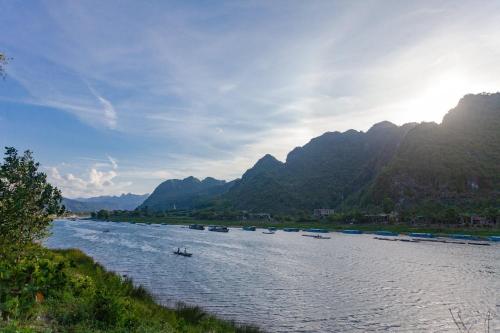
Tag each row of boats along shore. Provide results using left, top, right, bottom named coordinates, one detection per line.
left=187, top=224, right=500, bottom=245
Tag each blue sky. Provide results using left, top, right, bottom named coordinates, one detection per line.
left=1, top=0, right=500, bottom=198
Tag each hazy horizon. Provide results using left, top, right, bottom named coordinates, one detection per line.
left=2, top=0, right=500, bottom=198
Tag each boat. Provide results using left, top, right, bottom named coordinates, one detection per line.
left=242, top=226, right=256, bottom=231
left=102, top=229, right=110, bottom=233
left=208, top=225, right=229, bottom=232
left=468, top=241, right=490, bottom=246
left=283, top=227, right=300, bottom=232
left=189, top=224, right=205, bottom=230
left=303, top=234, right=330, bottom=239
left=267, top=227, right=277, bottom=231
left=262, top=231, right=275, bottom=234
left=398, top=238, right=420, bottom=242
left=374, top=231, right=398, bottom=236
left=303, top=228, right=329, bottom=233
left=173, top=248, right=192, bottom=257
left=448, top=234, right=475, bottom=240
left=408, top=232, right=434, bottom=238
left=342, top=229, right=362, bottom=234
left=488, top=236, right=500, bottom=242
left=374, top=236, right=397, bottom=241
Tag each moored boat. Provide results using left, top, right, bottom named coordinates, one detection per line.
left=488, top=236, right=500, bottom=242
left=303, top=228, right=329, bottom=233
left=242, top=226, right=256, bottom=231
left=189, top=224, right=205, bottom=230
left=342, top=229, right=362, bottom=234
left=374, top=231, right=398, bottom=236
left=283, top=227, right=300, bottom=232
left=448, top=234, right=475, bottom=240
left=262, top=231, right=275, bottom=234
left=267, top=227, right=277, bottom=231
left=408, top=232, right=434, bottom=238
left=208, top=225, right=229, bottom=232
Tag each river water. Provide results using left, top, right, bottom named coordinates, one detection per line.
left=45, top=219, right=500, bottom=332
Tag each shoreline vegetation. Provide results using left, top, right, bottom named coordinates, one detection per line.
left=0, top=147, right=260, bottom=333
left=86, top=215, right=500, bottom=238
left=1, top=246, right=261, bottom=333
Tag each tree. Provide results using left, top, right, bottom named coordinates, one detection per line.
left=382, top=197, right=395, bottom=214
left=0, top=52, right=10, bottom=79
left=0, top=147, right=64, bottom=254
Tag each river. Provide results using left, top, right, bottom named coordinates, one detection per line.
left=45, top=219, right=500, bottom=332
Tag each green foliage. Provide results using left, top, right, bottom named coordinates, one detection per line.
left=0, top=147, right=64, bottom=253
left=1, top=247, right=261, bottom=332
left=0, top=52, right=10, bottom=79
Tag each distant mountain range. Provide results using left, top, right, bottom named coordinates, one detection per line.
left=130, top=93, right=500, bottom=213
left=63, top=193, right=149, bottom=212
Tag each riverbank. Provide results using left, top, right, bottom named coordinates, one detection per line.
left=95, top=216, right=500, bottom=237
left=0, top=246, right=260, bottom=333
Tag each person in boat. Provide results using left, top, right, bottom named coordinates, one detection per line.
left=177, top=247, right=180, bottom=254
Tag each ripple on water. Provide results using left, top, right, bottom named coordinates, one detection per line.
left=46, top=220, right=500, bottom=333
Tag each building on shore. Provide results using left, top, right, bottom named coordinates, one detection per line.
left=313, top=208, right=335, bottom=218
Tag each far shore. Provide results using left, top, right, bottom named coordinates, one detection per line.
left=71, top=216, right=500, bottom=238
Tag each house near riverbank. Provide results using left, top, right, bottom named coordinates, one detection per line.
left=313, top=208, right=335, bottom=218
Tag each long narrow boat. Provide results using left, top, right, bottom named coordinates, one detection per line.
left=173, top=249, right=192, bottom=257
left=303, top=228, right=329, bottom=233
left=448, top=234, right=475, bottom=240
left=374, top=231, right=398, bottom=236
left=242, top=226, right=256, bottom=231
left=408, top=232, right=434, bottom=238
left=488, top=236, right=500, bottom=242
left=208, top=225, right=229, bottom=232
left=262, top=231, right=275, bottom=234
left=189, top=224, right=205, bottom=230
left=302, top=234, right=331, bottom=239
left=342, top=229, right=362, bottom=234
left=283, top=227, right=300, bottom=232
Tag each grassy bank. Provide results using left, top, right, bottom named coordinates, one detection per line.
left=99, top=216, right=500, bottom=237
left=0, top=246, right=260, bottom=333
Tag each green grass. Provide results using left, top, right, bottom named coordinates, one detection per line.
left=0, top=247, right=261, bottom=333
left=100, top=216, right=500, bottom=237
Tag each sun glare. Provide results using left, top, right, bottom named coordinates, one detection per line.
left=403, top=71, right=470, bottom=124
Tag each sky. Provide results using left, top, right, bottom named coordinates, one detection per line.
left=1, top=0, right=500, bottom=198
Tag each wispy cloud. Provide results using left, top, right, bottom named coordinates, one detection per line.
left=3, top=0, right=500, bottom=196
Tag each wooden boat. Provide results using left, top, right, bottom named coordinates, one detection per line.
left=267, top=227, right=277, bottom=231
left=208, top=225, right=229, bottom=232
left=303, top=228, right=329, bottom=233
left=342, top=229, right=362, bottom=234
left=173, top=249, right=192, bottom=257
left=262, top=231, right=275, bottom=234
left=374, top=236, right=397, bottom=241
left=408, top=232, right=434, bottom=238
left=189, top=224, right=205, bottom=230
left=374, top=231, right=398, bottom=236
left=242, top=226, right=256, bottom=231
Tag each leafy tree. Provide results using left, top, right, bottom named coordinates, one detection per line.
left=0, top=147, right=64, bottom=255
left=382, top=197, right=395, bottom=214
left=0, top=52, right=10, bottom=79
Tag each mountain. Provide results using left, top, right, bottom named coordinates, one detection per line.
left=370, top=93, right=500, bottom=208
left=226, top=121, right=417, bottom=212
left=63, top=193, right=149, bottom=212
left=138, top=176, right=233, bottom=211
left=140, top=92, right=500, bottom=214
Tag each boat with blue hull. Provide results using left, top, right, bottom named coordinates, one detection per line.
left=283, top=228, right=300, bottom=232
left=342, top=230, right=362, bottom=234
left=488, top=236, right=500, bottom=242
left=374, top=231, right=398, bottom=236
left=267, top=227, right=277, bottom=231
left=303, top=228, right=329, bottom=233
left=242, top=226, right=256, bottom=231
left=448, top=234, right=475, bottom=240
left=408, top=233, right=434, bottom=238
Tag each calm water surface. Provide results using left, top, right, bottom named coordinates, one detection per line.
left=46, top=220, right=500, bottom=332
